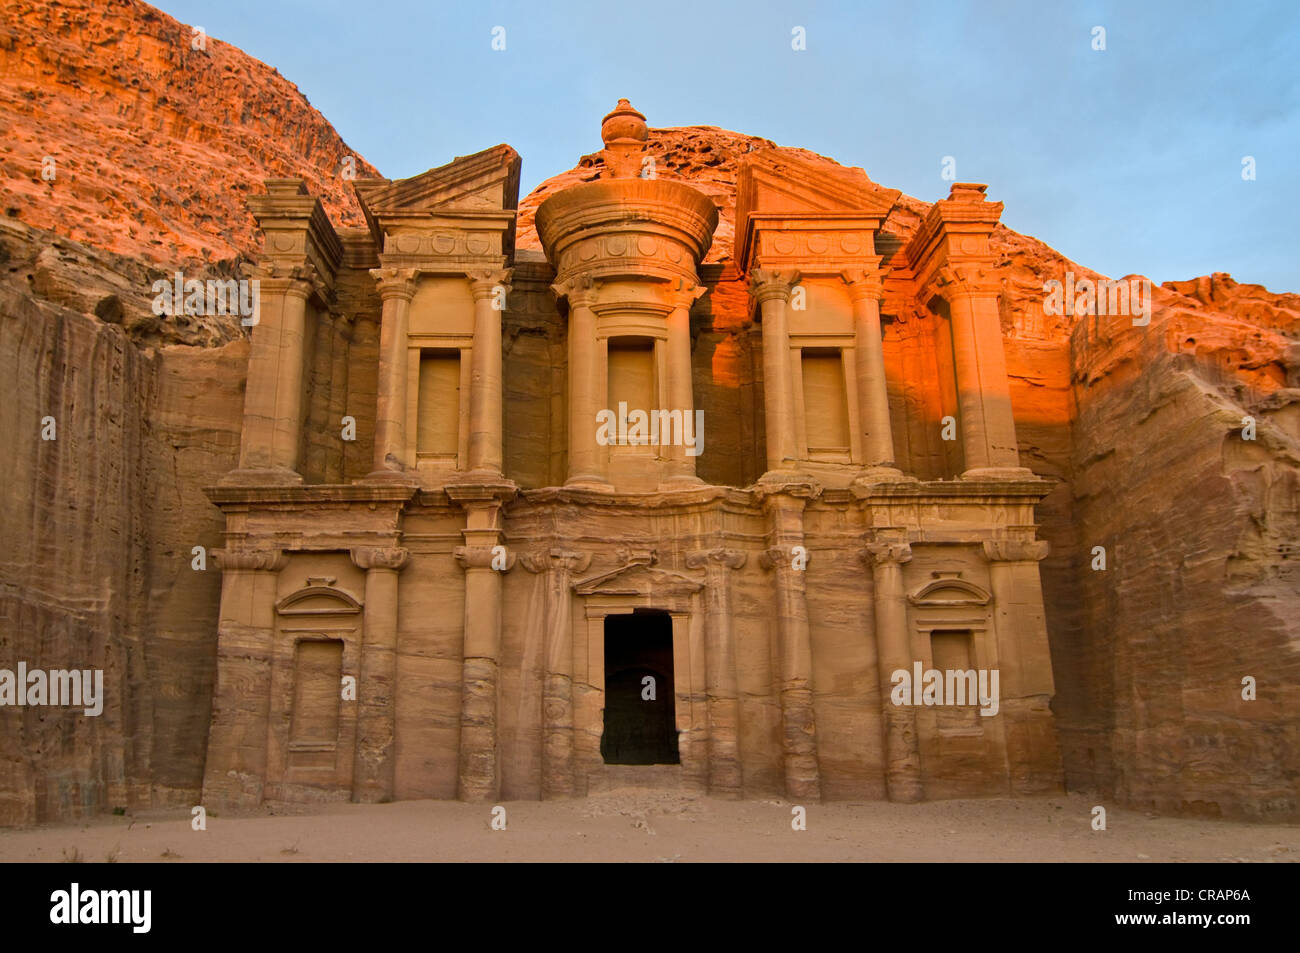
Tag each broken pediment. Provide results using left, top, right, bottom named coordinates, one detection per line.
left=737, top=150, right=897, bottom=219
left=734, top=150, right=900, bottom=274
left=353, top=145, right=522, bottom=255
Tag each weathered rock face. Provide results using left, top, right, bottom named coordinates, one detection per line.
left=0, top=0, right=377, bottom=265
left=1, top=1, right=1296, bottom=823
left=1065, top=275, right=1299, bottom=819
left=0, top=218, right=247, bottom=824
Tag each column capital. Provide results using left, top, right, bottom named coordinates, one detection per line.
left=925, top=262, right=1000, bottom=303
left=749, top=268, right=801, bottom=305
left=758, top=546, right=808, bottom=571
left=369, top=266, right=418, bottom=301
left=685, top=547, right=747, bottom=571
left=982, top=538, right=1049, bottom=563
left=251, top=261, right=320, bottom=301
left=519, top=548, right=592, bottom=574
left=551, top=274, right=599, bottom=309
left=841, top=265, right=887, bottom=302
left=350, top=546, right=411, bottom=572
left=467, top=268, right=513, bottom=300
left=212, top=547, right=288, bottom=572
left=864, top=541, right=913, bottom=567
left=454, top=545, right=515, bottom=571
left=666, top=276, right=707, bottom=311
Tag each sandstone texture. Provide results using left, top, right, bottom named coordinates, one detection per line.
left=1, top=0, right=377, bottom=265
left=1, top=1, right=1295, bottom=826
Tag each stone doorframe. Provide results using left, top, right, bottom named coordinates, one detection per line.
left=907, top=572, right=1012, bottom=793
left=570, top=557, right=707, bottom=795
left=264, top=583, right=363, bottom=803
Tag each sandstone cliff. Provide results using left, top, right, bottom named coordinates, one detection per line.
left=1, top=0, right=377, bottom=265
left=0, top=0, right=370, bottom=823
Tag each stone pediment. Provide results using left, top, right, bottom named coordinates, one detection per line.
left=735, top=151, right=900, bottom=273
left=572, top=562, right=703, bottom=597
left=354, top=145, right=521, bottom=253
left=908, top=576, right=991, bottom=608
left=355, top=144, right=521, bottom=215
left=276, top=585, right=362, bottom=615
left=736, top=150, right=898, bottom=219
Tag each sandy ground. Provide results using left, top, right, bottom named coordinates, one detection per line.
left=1, top=791, right=1295, bottom=863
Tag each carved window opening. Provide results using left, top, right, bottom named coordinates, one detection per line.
left=606, top=336, right=657, bottom=451
left=601, top=609, right=679, bottom=765
left=289, top=638, right=344, bottom=766
left=417, top=348, right=460, bottom=462
left=800, top=347, right=851, bottom=460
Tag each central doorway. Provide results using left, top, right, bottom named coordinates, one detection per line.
left=601, top=609, right=679, bottom=764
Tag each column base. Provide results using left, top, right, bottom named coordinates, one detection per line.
left=851, top=465, right=913, bottom=489
left=563, top=476, right=615, bottom=493
left=657, top=473, right=705, bottom=491
left=219, top=466, right=303, bottom=487
left=358, top=465, right=420, bottom=484
left=960, top=466, right=1037, bottom=481
left=757, top=467, right=805, bottom=485
left=460, top=467, right=507, bottom=483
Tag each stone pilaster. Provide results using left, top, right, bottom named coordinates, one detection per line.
left=235, top=267, right=317, bottom=482
left=931, top=264, right=1027, bottom=478
left=864, top=540, right=923, bottom=802
left=201, top=547, right=288, bottom=808
left=467, top=270, right=511, bottom=476
left=520, top=548, right=591, bottom=798
left=663, top=279, right=706, bottom=486
left=750, top=269, right=801, bottom=476
left=368, top=267, right=418, bottom=478
left=349, top=545, right=410, bottom=803
left=326, top=312, right=356, bottom=483
left=554, top=277, right=610, bottom=489
left=685, top=547, right=747, bottom=797
left=450, top=486, right=516, bottom=801
left=982, top=537, right=1063, bottom=794
left=842, top=266, right=901, bottom=476
left=758, top=489, right=821, bottom=799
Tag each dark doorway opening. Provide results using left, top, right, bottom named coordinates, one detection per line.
left=601, top=610, right=679, bottom=765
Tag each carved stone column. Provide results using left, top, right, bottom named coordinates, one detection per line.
left=865, top=540, right=923, bottom=802
left=555, top=277, right=609, bottom=489
left=453, top=507, right=514, bottom=801
left=349, top=545, right=410, bottom=803
left=368, top=267, right=418, bottom=478
left=467, top=270, right=511, bottom=475
left=982, top=538, right=1062, bottom=794
left=842, top=267, right=900, bottom=474
left=663, top=279, right=706, bottom=485
left=686, top=547, right=747, bottom=797
left=237, top=267, right=316, bottom=480
left=520, top=548, right=591, bottom=798
left=201, top=547, right=288, bottom=808
left=758, top=490, right=821, bottom=799
left=327, top=313, right=356, bottom=483
left=933, top=265, right=1026, bottom=477
left=750, top=269, right=800, bottom=475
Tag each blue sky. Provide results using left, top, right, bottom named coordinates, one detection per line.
left=155, top=0, right=1299, bottom=290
